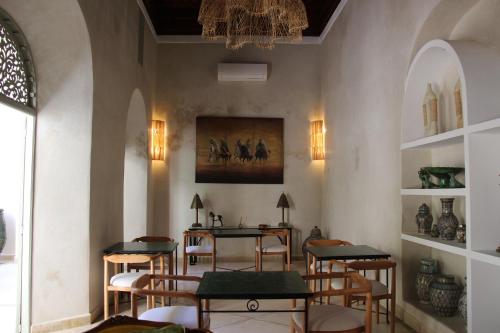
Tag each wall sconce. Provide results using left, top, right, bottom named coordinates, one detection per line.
left=311, top=120, right=325, bottom=160
left=151, top=120, right=166, bottom=161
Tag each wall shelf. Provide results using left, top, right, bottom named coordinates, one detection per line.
left=468, top=117, right=500, bottom=134
left=401, top=128, right=464, bottom=150
left=400, top=188, right=466, bottom=196
left=402, top=233, right=467, bottom=256
left=403, top=299, right=466, bottom=333
left=471, top=250, right=500, bottom=267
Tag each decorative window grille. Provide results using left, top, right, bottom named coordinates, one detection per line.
left=0, top=8, right=36, bottom=113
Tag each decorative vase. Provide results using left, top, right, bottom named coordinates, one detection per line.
left=424, top=83, right=439, bottom=136
left=437, top=198, right=459, bottom=240
left=416, top=258, right=439, bottom=303
left=416, top=203, right=433, bottom=234
left=454, top=80, right=464, bottom=129
left=430, top=224, right=440, bottom=238
left=456, top=223, right=466, bottom=243
left=0, top=209, right=5, bottom=254
left=429, top=275, right=462, bottom=317
left=458, top=277, right=467, bottom=321
left=302, top=226, right=325, bottom=262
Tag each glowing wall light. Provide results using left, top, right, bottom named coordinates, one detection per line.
left=151, top=120, right=166, bottom=161
left=311, top=120, right=325, bottom=160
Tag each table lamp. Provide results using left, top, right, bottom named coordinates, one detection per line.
left=277, top=193, right=290, bottom=227
left=190, top=193, right=203, bottom=227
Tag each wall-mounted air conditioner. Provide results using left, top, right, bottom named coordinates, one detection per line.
left=217, top=63, right=268, bottom=82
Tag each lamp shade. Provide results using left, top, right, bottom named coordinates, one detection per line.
left=190, top=193, right=203, bottom=209
left=276, top=193, right=289, bottom=208
left=151, top=120, right=166, bottom=161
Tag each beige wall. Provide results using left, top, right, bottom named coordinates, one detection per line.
left=154, top=44, right=324, bottom=258
left=0, top=0, right=94, bottom=327
left=77, top=0, right=158, bottom=317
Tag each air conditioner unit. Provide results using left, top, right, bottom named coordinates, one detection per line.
left=218, top=63, right=268, bottom=82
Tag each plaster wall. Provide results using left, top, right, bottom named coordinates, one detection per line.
left=155, top=44, right=324, bottom=258
left=77, top=0, right=158, bottom=316
left=0, top=0, right=94, bottom=326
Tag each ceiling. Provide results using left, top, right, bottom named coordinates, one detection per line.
left=142, top=0, right=342, bottom=37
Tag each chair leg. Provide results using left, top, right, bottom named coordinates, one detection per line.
left=282, top=253, right=286, bottom=271
left=104, top=289, right=109, bottom=319
left=183, top=253, right=188, bottom=275
left=386, top=298, right=390, bottom=324
left=290, top=318, right=295, bottom=333
left=376, top=300, right=380, bottom=324
left=114, top=291, right=119, bottom=315
left=390, top=298, right=395, bottom=333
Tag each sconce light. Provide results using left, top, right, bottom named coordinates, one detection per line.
left=311, top=120, right=325, bottom=160
left=151, top=120, right=166, bottom=161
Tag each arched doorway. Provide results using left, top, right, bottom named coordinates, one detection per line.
left=123, top=89, right=148, bottom=241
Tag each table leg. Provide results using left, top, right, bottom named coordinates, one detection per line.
left=175, top=248, right=178, bottom=291
left=198, top=298, right=203, bottom=329
left=160, top=256, right=165, bottom=307
left=319, top=259, right=323, bottom=305
left=304, top=297, right=309, bottom=333
left=259, top=236, right=263, bottom=272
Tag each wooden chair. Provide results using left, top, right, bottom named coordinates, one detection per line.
left=103, top=253, right=160, bottom=319
left=183, top=230, right=216, bottom=275
left=255, top=228, right=291, bottom=271
left=306, top=239, right=353, bottom=296
left=128, top=236, right=175, bottom=272
left=341, top=260, right=396, bottom=333
left=291, top=272, right=372, bottom=333
left=131, top=274, right=210, bottom=330
left=82, top=315, right=213, bottom=333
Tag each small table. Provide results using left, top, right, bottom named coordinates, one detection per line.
left=103, top=241, right=179, bottom=296
left=306, top=245, right=391, bottom=303
left=196, top=271, right=313, bottom=332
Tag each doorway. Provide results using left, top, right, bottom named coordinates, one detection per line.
left=0, top=102, right=35, bottom=333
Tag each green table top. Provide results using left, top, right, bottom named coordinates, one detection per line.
left=196, top=271, right=313, bottom=299
left=189, top=226, right=293, bottom=230
left=103, top=241, right=178, bottom=255
left=306, top=245, right=390, bottom=261
left=210, top=228, right=263, bottom=238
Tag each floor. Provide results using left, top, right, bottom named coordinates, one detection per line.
left=55, top=259, right=415, bottom=333
left=0, top=261, right=18, bottom=333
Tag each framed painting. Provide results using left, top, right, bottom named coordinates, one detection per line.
left=195, top=116, right=284, bottom=184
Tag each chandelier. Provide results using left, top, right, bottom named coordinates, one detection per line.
left=198, top=0, right=309, bottom=50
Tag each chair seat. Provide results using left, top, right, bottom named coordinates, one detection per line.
left=331, top=279, right=389, bottom=297
left=292, top=304, right=365, bottom=332
left=186, top=245, right=213, bottom=254
left=139, top=305, right=210, bottom=329
left=256, top=244, right=287, bottom=253
left=110, top=272, right=144, bottom=288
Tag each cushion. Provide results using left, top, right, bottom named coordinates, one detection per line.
left=133, top=324, right=184, bottom=333
left=139, top=306, right=210, bottom=330
left=186, top=246, right=212, bottom=254
left=255, top=244, right=287, bottom=253
left=330, top=279, right=389, bottom=297
left=110, top=272, right=144, bottom=288
left=292, top=304, right=365, bottom=331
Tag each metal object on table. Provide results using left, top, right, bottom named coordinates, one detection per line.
left=276, top=192, right=290, bottom=227
left=209, top=212, right=224, bottom=228
left=190, top=193, right=204, bottom=228
left=196, top=271, right=312, bottom=332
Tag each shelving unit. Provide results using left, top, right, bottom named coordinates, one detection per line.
left=400, top=39, right=500, bottom=333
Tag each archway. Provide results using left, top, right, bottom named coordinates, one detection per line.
left=123, top=89, right=148, bottom=241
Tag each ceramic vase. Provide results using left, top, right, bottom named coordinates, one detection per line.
left=456, top=223, right=466, bottom=243
left=437, top=198, right=459, bottom=240
left=302, top=226, right=325, bottom=262
left=429, top=275, right=462, bottom=317
left=458, top=277, right=467, bottom=321
left=424, top=83, right=439, bottom=136
left=416, top=258, right=439, bottom=303
left=416, top=203, right=433, bottom=234
left=454, top=80, right=464, bottom=129
left=430, top=224, right=440, bottom=238
left=0, top=209, right=5, bottom=254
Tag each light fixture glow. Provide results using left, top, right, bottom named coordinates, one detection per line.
left=311, top=120, right=325, bottom=160
left=151, top=120, right=166, bottom=161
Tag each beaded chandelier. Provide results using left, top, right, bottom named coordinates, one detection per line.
left=198, top=0, right=309, bottom=50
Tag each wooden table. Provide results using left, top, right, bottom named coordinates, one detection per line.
left=188, top=226, right=293, bottom=270
left=305, top=245, right=391, bottom=303
left=103, top=241, right=179, bottom=298
left=196, top=271, right=313, bottom=332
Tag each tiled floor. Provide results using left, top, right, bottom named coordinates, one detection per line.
left=0, top=261, right=18, bottom=333
left=56, top=259, right=415, bottom=333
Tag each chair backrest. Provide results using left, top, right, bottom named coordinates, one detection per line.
left=307, top=239, right=352, bottom=247
left=133, top=236, right=175, bottom=243
left=346, top=259, right=397, bottom=293
left=103, top=253, right=159, bottom=265
left=261, top=228, right=289, bottom=237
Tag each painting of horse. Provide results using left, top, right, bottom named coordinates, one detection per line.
left=196, top=117, right=284, bottom=184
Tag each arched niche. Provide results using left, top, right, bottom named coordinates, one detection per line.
left=123, top=88, right=148, bottom=241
